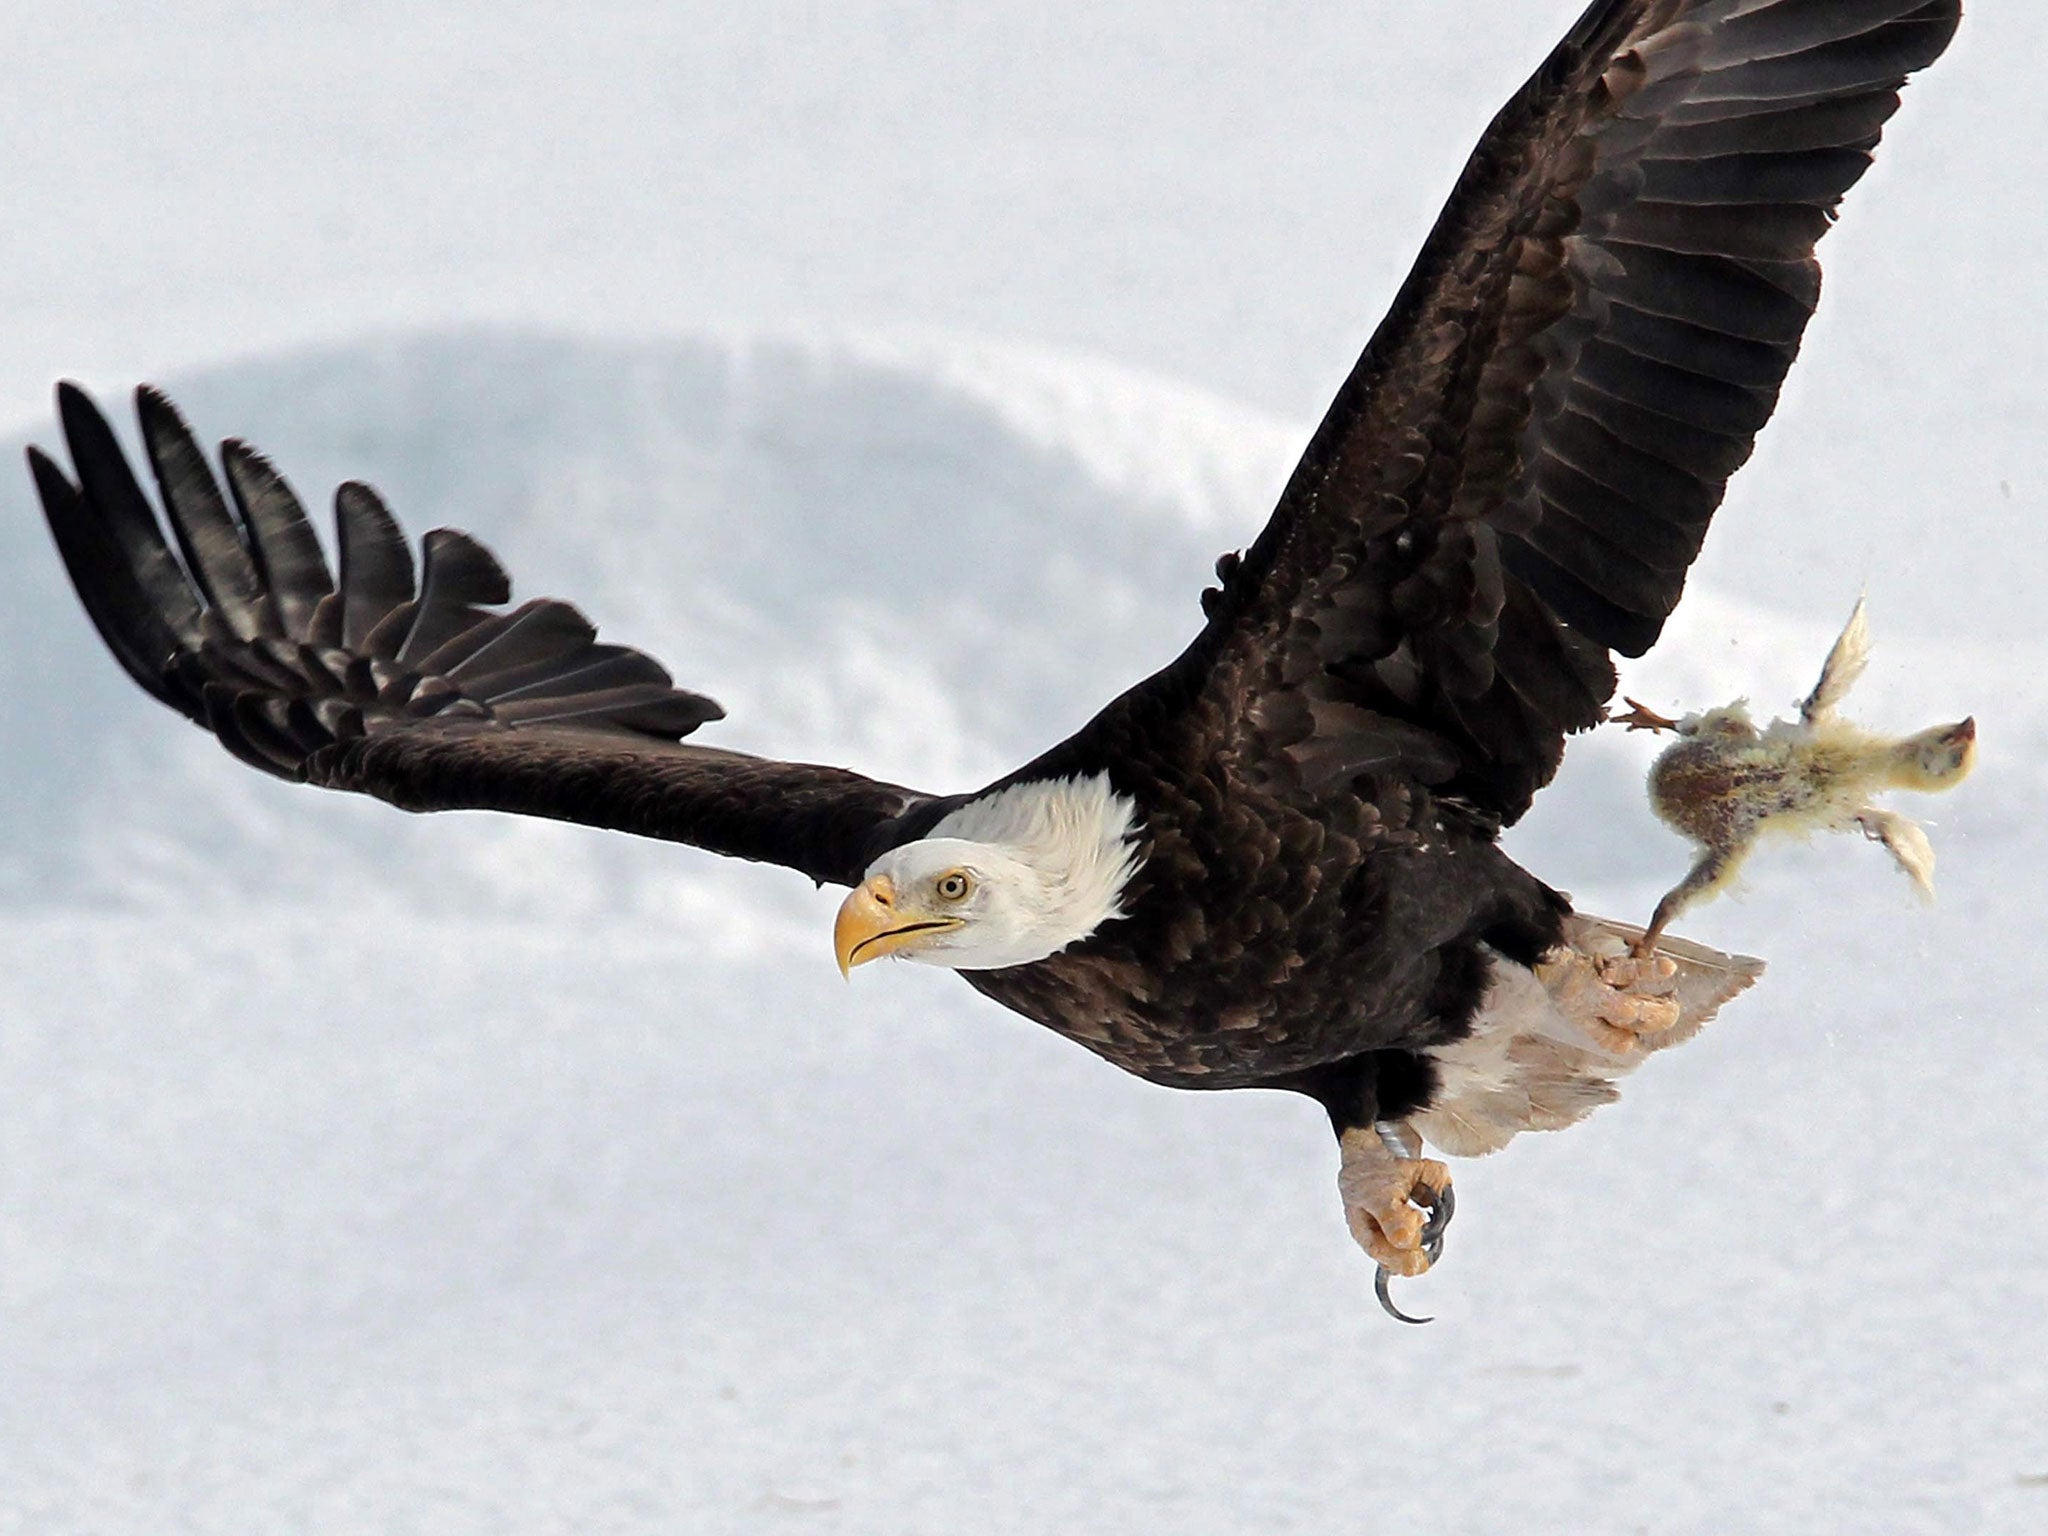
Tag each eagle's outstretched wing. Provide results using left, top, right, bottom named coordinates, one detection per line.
left=30, top=384, right=936, bottom=887
left=1141, top=0, right=1960, bottom=821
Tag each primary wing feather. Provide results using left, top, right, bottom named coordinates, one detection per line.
left=31, top=384, right=933, bottom=888
left=1169, top=0, right=1960, bottom=821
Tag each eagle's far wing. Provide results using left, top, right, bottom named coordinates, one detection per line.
left=31, top=384, right=934, bottom=888
left=1160, top=0, right=1961, bottom=822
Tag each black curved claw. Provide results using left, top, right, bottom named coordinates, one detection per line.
left=1372, top=1178, right=1454, bottom=1324
left=1420, top=1178, right=1455, bottom=1253
left=1375, top=1264, right=1434, bottom=1325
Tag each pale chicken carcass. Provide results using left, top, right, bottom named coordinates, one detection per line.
left=1617, top=601, right=1976, bottom=954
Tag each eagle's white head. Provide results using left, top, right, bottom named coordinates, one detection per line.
left=834, top=773, right=1143, bottom=974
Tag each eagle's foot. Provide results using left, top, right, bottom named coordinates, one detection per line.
left=1538, top=948, right=1682, bottom=1055
left=1338, top=1125, right=1452, bottom=1278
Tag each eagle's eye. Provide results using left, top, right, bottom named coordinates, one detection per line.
left=935, top=870, right=974, bottom=902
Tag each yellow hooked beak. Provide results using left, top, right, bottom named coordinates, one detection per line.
left=834, top=874, right=965, bottom=977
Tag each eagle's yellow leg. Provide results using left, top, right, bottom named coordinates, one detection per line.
left=1536, top=946, right=1683, bottom=1056
left=1337, top=1123, right=1451, bottom=1277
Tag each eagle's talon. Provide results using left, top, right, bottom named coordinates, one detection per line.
left=1375, top=1264, right=1435, bottom=1325
left=1596, top=954, right=1680, bottom=996
left=1418, top=1178, right=1455, bottom=1251
left=1373, top=1182, right=1450, bottom=1322
left=1339, top=1128, right=1452, bottom=1285
left=1540, top=947, right=1684, bottom=1054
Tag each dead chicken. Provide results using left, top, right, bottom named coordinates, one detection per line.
left=1614, top=600, right=1976, bottom=954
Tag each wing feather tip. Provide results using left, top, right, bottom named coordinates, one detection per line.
left=25, top=443, right=78, bottom=504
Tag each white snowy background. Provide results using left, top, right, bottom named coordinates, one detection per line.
left=3, top=3, right=2045, bottom=1532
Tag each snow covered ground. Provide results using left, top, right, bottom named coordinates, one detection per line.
left=3, top=3, right=2045, bottom=1533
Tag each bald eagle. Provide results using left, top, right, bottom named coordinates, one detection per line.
left=31, top=0, right=1961, bottom=1319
